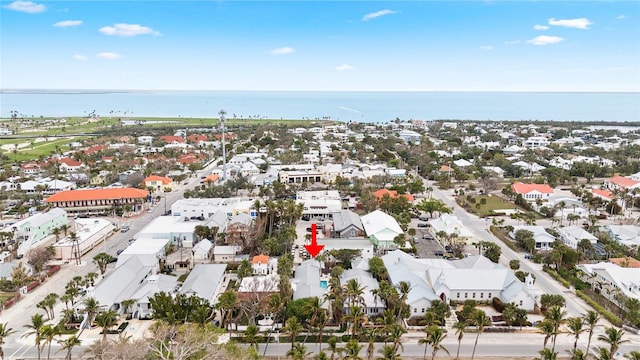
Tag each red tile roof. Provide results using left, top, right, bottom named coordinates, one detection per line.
left=57, top=157, right=83, bottom=167
left=45, top=188, right=148, bottom=203
left=439, top=165, right=453, bottom=172
left=373, top=188, right=415, bottom=202
left=187, top=134, right=208, bottom=142
left=252, top=254, right=270, bottom=264
left=143, top=175, right=172, bottom=185
left=159, top=135, right=185, bottom=143
left=609, top=257, right=640, bottom=268
left=607, top=175, right=639, bottom=189
left=85, top=145, right=108, bottom=155
left=511, top=182, right=554, bottom=194
left=592, top=188, right=613, bottom=200
left=202, top=174, right=219, bottom=183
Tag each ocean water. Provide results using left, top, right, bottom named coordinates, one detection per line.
left=1, top=90, right=639, bottom=123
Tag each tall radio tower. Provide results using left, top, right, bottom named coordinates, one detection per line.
left=219, top=109, right=227, bottom=181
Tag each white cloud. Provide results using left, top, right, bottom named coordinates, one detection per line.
left=362, top=9, right=397, bottom=21
left=72, top=54, right=87, bottom=61
left=534, top=25, right=549, bottom=30
left=3, top=1, right=46, bottom=13
left=99, top=23, right=160, bottom=37
left=527, top=35, right=564, bottom=45
left=504, top=40, right=521, bottom=45
left=480, top=45, right=493, bottom=50
left=270, top=47, right=295, bottom=55
left=96, top=52, right=122, bottom=60
left=616, top=14, right=627, bottom=20
left=335, top=64, right=354, bottom=71
left=548, top=18, right=593, bottom=30
left=53, top=20, right=82, bottom=28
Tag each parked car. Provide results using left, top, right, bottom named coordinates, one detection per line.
left=524, top=253, right=532, bottom=260
left=417, top=223, right=429, bottom=228
left=423, top=234, right=434, bottom=240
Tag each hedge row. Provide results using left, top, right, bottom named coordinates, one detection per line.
left=575, top=290, right=623, bottom=327
left=543, top=266, right=571, bottom=289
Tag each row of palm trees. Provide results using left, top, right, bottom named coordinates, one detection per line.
left=536, top=308, right=639, bottom=360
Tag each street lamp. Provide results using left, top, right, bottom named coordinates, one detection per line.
left=219, top=109, right=227, bottom=181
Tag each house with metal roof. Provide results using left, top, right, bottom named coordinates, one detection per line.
left=11, top=208, right=67, bottom=257
left=291, top=259, right=328, bottom=307
left=557, top=225, right=598, bottom=250
left=331, top=210, right=364, bottom=238
left=361, top=210, right=403, bottom=250
left=179, top=263, right=227, bottom=304
left=381, top=250, right=541, bottom=316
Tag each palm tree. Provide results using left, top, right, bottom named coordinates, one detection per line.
left=624, top=351, right=640, bottom=360
left=0, top=322, right=15, bottom=360
left=538, top=348, right=558, bottom=360
left=283, top=316, right=304, bottom=351
left=425, top=325, right=449, bottom=360
left=376, top=344, right=401, bottom=360
left=538, top=320, right=556, bottom=350
left=583, top=310, right=600, bottom=356
left=56, top=335, right=81, bottom=360
left=84, top=272, right=99, bottom=287
left=361, top=327, right=378, bottom=360
left=286, top=343, right=311, bottom=360
left=596, top=347, right=613, bottom=360
left=94, top=310, right=119, bottom=343
left=217, top=291, right=238, bottom=331
left=304, top=296, right=327, bottom=348
left=244, top=324, right=261, bottom=350
left=345, top=306, right=367, bottom=339
left=23, top=314, right=46, bottom=360
left=40, top=324, right=60, bottom=360
left=385, top=324, right=406, bottom=353
left=344, top=279, right=366, bottom=308
left=597, top=327, right=629, bottom=356
left=453, top=321, right=467, bottom=360
left=327, top=336, right=343, bottom=360
left=468, top=310, right=488, bottom=360
left=92, top=252, right=114, bottom=275
left=120, top=299, right=136, bottom=318
left=83, top=297, right=100, bottom=328
left=418, top=330, right=431, bottom=360
left=566, top=316, right=585, bottom=352
left=263, top=293, right=285, bottom=357
left=343, top=339, right=364, bottom=360
left=566, top=348, right=586, bottom=360
left=546, top=306, right=566, bottom=352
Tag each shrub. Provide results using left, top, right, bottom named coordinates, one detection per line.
left=575, top=290, right=622, bottom=327
left=543, top=266, right=571, bottom=288
left=492, top=297, right=505, bottom=313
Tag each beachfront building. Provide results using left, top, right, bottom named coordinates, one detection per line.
left=12, top=208, right=68, bottom=257
left=291, top=259, right=328, bottom=307
left=44, top=188, right=148, bottom=215
left=382, top=250, right=541, bottom=315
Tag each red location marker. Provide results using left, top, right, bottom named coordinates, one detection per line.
left=304, top=223, right=324, bottom=258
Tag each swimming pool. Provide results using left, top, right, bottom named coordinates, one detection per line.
left=319, top=280, right=328, bottom=289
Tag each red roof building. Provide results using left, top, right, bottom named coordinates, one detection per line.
left=85, top=145, right=108, bottom=155
left=605, top=175, right=640, bottom=190
left=45, top=188, right=148, bottom=214
left=373, top=188, right=415, bottom=203
left=511, top=182, right=554, bottom=201
left=159, top=135, right=185, bottom=144
left=591, top=188, right=613, bottom=201
left=187, top=134, right=208, bottom=142
left=143, top=175, right=174, bottom=193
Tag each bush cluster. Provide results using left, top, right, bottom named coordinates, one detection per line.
left=575, top=290, right=623, bottom=327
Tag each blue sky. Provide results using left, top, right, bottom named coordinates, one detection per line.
left=1, top=0, right=639, bottom=91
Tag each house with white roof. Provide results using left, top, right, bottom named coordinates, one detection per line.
left=340, top=269, right=383, bottom=316
left=85, top=255, right=177, bottom=319
left=318, top=239, right=375, bottom=259
left=179, top=263, right=227, bottom=304
left=361, top=210, right=403, bottom=250
left=523, top=136, right=550, bottom=149
left=577, top=262, right=640, bottom=306
left=291, top=260, right=328, bottom=307
left=557, top=226, right=598, bottom=250
left=510, top=226, right=556, bottom=251
left=603, top=225, right=640, bottom=248
left=192, top=239, right=213, bottom=261
left=296, top=190, right=342, bottom=218
left=428, top=214, right=474, bottom=244
left=381, top=250, right=540, bottom=315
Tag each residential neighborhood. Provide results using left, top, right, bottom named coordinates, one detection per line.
left=1, top=116, right=640, bottom=359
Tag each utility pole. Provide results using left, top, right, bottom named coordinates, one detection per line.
left=219, top=109, right=227, bottom=181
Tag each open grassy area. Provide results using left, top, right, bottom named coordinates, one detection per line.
left=0, top=136, right=87, bottom=162
left=464, top=195, right=516, bottom=217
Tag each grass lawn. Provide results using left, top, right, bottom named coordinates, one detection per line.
left=467, top=195, right=515, bottom=217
